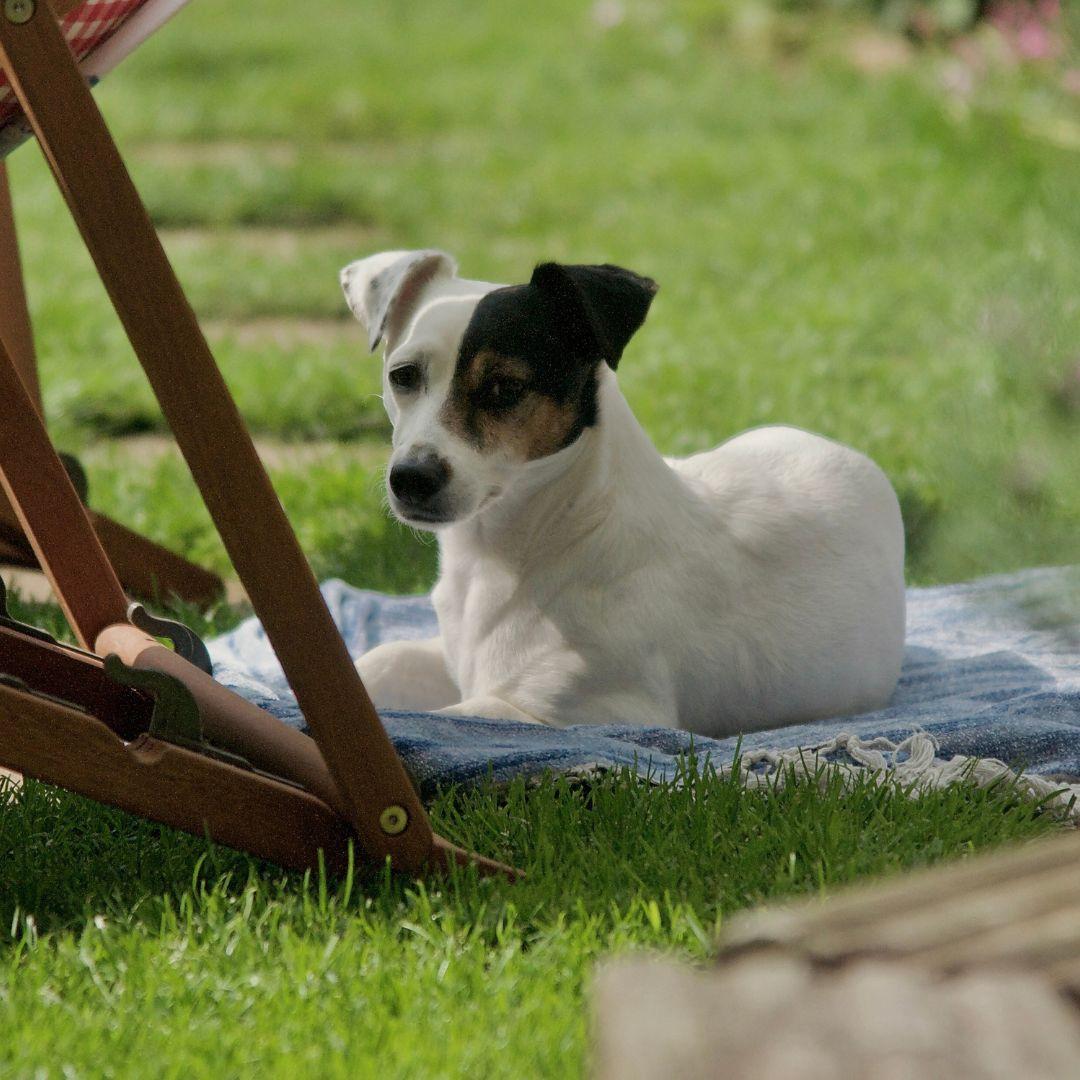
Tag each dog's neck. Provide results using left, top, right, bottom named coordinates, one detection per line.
left=439, top=368, right=682, bottom=576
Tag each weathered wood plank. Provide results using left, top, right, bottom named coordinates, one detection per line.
left=593, top=953, right=1080, bottom=1080
left=594, top=833, right=1080, bottom=1076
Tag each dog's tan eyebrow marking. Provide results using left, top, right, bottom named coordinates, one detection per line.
left=506, top=396, right=581, bottom=461
left=440, top=349, right=529, bottom=449
left=440, top=348, right=584, bottom=461
left=464, top=349, right=531, bottom=388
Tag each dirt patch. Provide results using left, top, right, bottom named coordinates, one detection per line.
left=203, top=317, right=358, bottom=349
left=78, top=435, right=388, bottom=473
left=132, top=141, right=372, bottom=168
left=134, top=141, right=302, bottom=167
left=161, top=224, right=380, bottom=259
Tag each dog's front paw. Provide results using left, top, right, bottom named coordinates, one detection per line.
left=355, top=638, right=459, bottom=712
left=435, top=696, right=547, bottom=725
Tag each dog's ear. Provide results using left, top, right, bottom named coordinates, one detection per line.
left=340, top=249, right=458, bottom=352
left=530, top=263, right=657, bottom=369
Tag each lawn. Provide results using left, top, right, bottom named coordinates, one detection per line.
left=2, top=0, right=1079, bottom=1075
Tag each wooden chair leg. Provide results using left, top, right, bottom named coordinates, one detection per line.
left=0, top=160, right=40, bottom=411
left=0, top=677, right=357, bottom=875
left=0, top=2, right=439, bottom=872
left=0, top=500, right=225, bottom=606
left=84, top=512, right=223, bottom=606
left=0, top=154, right=223, bottom=606
left=0, top=328, right=129, bottom=648
left=0, top=532, right=34, bottom=567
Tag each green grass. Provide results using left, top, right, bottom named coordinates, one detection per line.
left=10, top=0, right=1079, bottom=585
left=2, top=0, right=1079, bottom=1074
left=0, top=767, right=1064, bottom=1078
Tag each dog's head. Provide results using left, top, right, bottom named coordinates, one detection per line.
left=340, top=250, right=657, bottom=528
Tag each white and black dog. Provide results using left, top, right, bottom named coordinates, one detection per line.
left=340, top=250, right=905, bottom=735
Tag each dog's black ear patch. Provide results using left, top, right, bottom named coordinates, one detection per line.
left=530, top=263, right=657, bottom=369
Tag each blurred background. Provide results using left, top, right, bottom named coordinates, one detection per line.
left=7, top=0, right=1079, bottom=598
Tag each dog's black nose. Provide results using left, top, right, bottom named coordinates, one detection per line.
left=389, top=454, right=451, bottom=506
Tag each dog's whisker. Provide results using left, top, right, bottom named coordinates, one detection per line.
left=367, top=465, right=388, bottom=498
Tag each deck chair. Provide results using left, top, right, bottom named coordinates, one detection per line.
left=0, top=0, right=517, bottom=879
left=0, top=0, right=222, bottom=605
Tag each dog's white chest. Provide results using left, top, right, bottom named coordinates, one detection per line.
left=433, top=555, right=580, bottom=705
left=429, top=414, right=905, bottom=734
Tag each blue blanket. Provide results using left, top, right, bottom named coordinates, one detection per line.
left=208, top=567, right=1080, bottom=802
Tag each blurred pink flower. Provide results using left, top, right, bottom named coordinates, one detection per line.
left=988, top=0, right=1065, bottom=62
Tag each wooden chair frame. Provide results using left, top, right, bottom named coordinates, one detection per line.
left=0, top=0, right=222, bottom=606
left=0, top=0, right=517, bottom=879
left=0, top=158, right=223, bottom=604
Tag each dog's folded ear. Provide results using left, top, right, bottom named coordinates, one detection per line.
left=340, top=250, right=458, bottom=352
left=530, top=263, right=658, bottom=369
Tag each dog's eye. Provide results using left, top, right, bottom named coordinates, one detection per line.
left=478, top=377, right=527, bottom=411
left=388, top=364, right=422, bottom=392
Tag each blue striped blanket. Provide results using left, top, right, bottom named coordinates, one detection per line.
left=208, top=567, right=1080, bottom=805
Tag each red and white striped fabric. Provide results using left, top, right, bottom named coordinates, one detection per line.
left=0, top=0, right=149, bottom=129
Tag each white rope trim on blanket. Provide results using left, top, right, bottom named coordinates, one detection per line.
left=561, top=732, right=1080, bottom=821
left=725, top=732, right=1080, bottom=820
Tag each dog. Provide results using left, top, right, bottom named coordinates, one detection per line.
left=340, top=250, right=906, bottom=735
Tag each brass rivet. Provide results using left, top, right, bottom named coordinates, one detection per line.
left=4, top=0, right=35, bottom=25
left=379, top=804, right=408, bottom=835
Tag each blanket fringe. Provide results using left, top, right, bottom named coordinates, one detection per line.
left=561, top=732, right=1080, bottom=821
left=722, top=732, right=1080, bottom=820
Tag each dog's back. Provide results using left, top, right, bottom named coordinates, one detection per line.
left=665, top=424, right=906, bottom=734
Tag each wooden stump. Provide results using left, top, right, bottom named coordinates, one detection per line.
left=593, top=831, right=1080, bottom=1078
left=593, top=954, right=1080, bottom=1079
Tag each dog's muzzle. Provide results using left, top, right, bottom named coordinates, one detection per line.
left=388, top=450, right=452, bottom=521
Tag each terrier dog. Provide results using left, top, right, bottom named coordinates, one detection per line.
left=340, top=251, right=905, bottom=734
